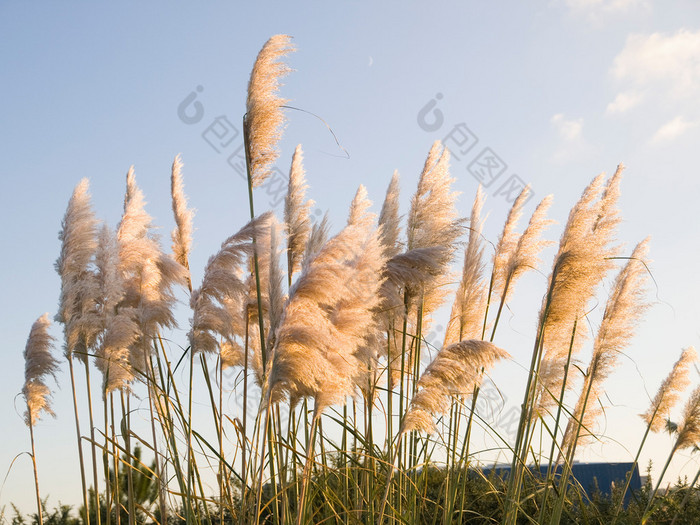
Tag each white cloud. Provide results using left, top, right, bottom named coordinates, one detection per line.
left=550, top=114, right=589, bottom=162
left=551, top=113, right=583, bottom=140
left=611, top=29, right=700, bottom=99
left=650, top=116, right=696, bottom=143
left=606, top=90, right=644, bottom=114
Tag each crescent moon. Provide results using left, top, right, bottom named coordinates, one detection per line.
left=368, top=56, right=373, bottom=67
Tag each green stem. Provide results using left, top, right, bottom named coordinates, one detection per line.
left=242, top=116, right=267, bottom=373
left=538, top=320, right=578, bottom=523
left=83, top=361, right=102, bottom=525
left=28, top=416, right=43, bottom=525
left=643, top=442, right=679, bottom=520
left=611, top=404, right=659, bottom=524
left=67, top=357, right=91, bottom=525
left=297, top=412, right=320, bottom=525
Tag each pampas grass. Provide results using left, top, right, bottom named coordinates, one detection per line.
left=22, top=313, right=59, bottom=524
left=55, top=178, right=100, bottom=525
left=284, top=145, right=314, bottom=282
left=402, top=340, right=510, bottom=434
left=245, top=34, right=295, bottom=188
left=170, top=154, right=194, bottom=291
left=21, top=37, right=700, bottom=525
left=443, top=186, right=487, bottom=347
left=642, top=346, right=697, bottom=433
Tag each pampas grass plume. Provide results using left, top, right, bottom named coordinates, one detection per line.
left=402, top=339, right=509, bottom=433
left=245, top=34, right=295, bottom=187
left=642, top=346, right=697, bottom=433
left=170, top=154, right=195, bottom=288
left=22, top=314, right=59, bottom=426
left=285, top=144, right=314, bottom=277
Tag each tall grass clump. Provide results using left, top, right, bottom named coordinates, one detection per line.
left=15, top=34, right=700, bottom=525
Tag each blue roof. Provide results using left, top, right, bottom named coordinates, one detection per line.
left=482, top=462, right=641, bottom=506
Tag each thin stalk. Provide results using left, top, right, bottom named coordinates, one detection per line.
left=218, top=356, right=226, bottom=525
left=611, top=405, right=659, bottom=524
left=273, top=404, right=289, bottom=525
left=154, top=337, right=194, bottom=522
left=110, top=395, right=121, bottom=525
left=103, top=397, right=112, bottom=525
left=288, top=406, right=299, bottom=503
left=549, top=352, right=595, bottom=525
left=120, top=393, right=135, bottom=525
left=67, top=357, right=91, bottom=525
left=241, top=315, right=249, bottom=521
left=503, top=291, right=553, bottom=525
left=385, top=329, right=394, bottom=525
left=342, top=402, right=349, bottom=522
left=254, top=393, right=274, bottom=524
left=644, top=442, right=679, bottom=519
left=145, top=370, right=167, bottom=525
left=377, top=432, right=404, bottom=525
left=489, top=274, right=513, bottom=341
left=186, top=344, right=196, bottom=524
left=410, top=297, right=425, bottom=522
left=538, top=320, right=578, bottom=524
left=316, top=418, right=332, bottom=524
left=296, top=412, right=320, bottom=525
left=242, top=116, right=268, bottom=371
left=442, top=402, right=457, bottom=525
left=397, top=290, right=411, bottom=517
left=28, top=417, right=43, bottom=525
left=266, top=405, right=281, bottom=525
left=366, top=387, right=376, bottom=520
left=481, top=272, right=496, bottom=341
left=83, top=361, right=102, bottom=525
left=457, top=388, right=480, bottom=520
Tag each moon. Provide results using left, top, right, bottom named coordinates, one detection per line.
left=368, top=56, right=373, bottom=67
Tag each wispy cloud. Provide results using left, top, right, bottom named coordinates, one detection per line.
left=606, top=90, right=644, bottom=114
left=551, top=113, right=583, bottom=141
left=607, top=29, right=700, bottom=142
left=611, top=29, right=700, bottom=100
left=650, top=116, right=696, bottom=144
left=550, top=113, right=589, bottom=161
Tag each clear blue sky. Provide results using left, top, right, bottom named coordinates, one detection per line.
left=3, top=1, right=700, bottom=516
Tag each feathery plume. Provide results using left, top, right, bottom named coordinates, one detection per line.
left=284, top=145, right=314, bottom=277
left=170, top=154, right=195, bottom=289
left=55, top=178, right=100, bottom=362
left=535, top=170, right=621, bottom=414
left=22, top=314, right=59, bottom=426
left=189, top=213, right=272, bottom=357
left=501, top=195, right=554, bottom=304
left=642, top=346, right=697, bottom=433
left=444, top=186, right=487, bottom=346
left=405, top=141, right=463, bottom=315
left=245, top=34, right=295, bottom=187
left=347, top=185, right=373, bottom=228
left=402, top=340, right=509, bottom=434
left=303, top=212, right=330, bottom=266
left=676, top=385, right=700, bottom=450
left=118, top=167, right=188, bottom=373
left=378, top=170, right=402, bottom=259
left=268, top=195, right=386, bottom=410
left=93, top=225, right=138, bottom=395
left=492, top=186, right=530, bottom=299
left=562, top=238, right=651, bottom=449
